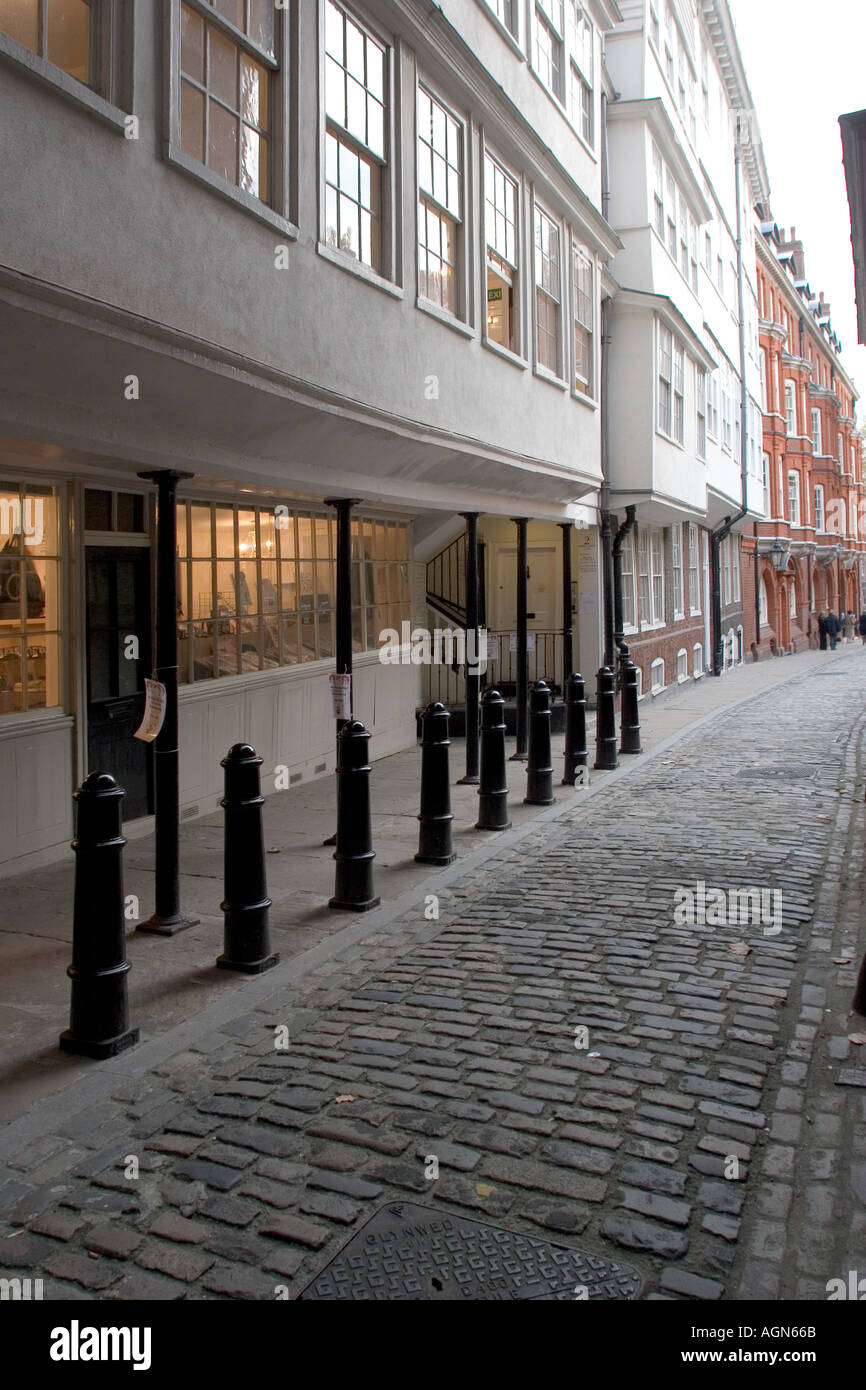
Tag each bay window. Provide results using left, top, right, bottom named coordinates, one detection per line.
left=696, top=367, right=707, bottom=458
left=658, top=325, right=672, bottom=436
left=533, top=0, right=565, bottom=103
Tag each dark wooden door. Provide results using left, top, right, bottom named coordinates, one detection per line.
left=85, top=546, right=153, bottom=819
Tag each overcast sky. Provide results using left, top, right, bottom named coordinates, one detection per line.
left=728, top=0, right=866, bottom=417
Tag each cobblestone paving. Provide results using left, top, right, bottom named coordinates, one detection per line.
left=2, top=657, right=866, bottom=1300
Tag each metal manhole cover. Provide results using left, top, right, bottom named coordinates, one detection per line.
left=298, top=1202, right=644, bottom=1301
left=736, top=764, right=818, bottom=780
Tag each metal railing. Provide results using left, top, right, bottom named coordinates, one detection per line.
left=423, top=629, right=564, bottom=707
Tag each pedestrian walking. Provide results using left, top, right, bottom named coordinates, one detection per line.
left=818, top=610, right=828, bottom=651
left=844, top=610, right=855, bottom=643
left=859, top=612, right=866, bottom=645
left=826, top=610, right=840, bottom=651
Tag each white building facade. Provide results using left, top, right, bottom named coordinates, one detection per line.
left=0, top=0, right=621, bottom=874
left=604, top=0, right=768, bottom=693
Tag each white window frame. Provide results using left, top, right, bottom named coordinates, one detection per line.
left=784, top=379, right=796, bottom=436
left=482, top=0, right=519, bottom=42
left=621, top=529, right=637, bottom=632
left=483, top=148, right=522, bottom=359
left=533, top=202, right=564, bottom=380
left=811, top=408, right=822, bottom=455
left=0, top=0, right=130, bottom=129
left=814, top=484, right=825, bottom=532
left=677, top=648, right=688, bottom=683
left=788, top=470, right=800, bottom=527
left=732, top=536, right=740, bottom=603
left=657, top=324, right=672, bottom=437
left=671, top=523, right=684, bottom=619
left=532, top=0, right=565, bottom=104
left=696, top=366, right=707, bottom=459
left=572, top=240, right=595, bottom=399
left=688, top=522, right=701, bottom=615
left=167, top=0, right=294, bottom=234
left=416, top=83, right=466, bottom=321
left=650, top=657, right=665, bottom=694
left=693, top=642, right=703, bottom=677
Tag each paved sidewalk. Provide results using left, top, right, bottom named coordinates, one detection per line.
left=0, top=646, right=851, bottom=1124
left=0, top=646, right=864, bottom=1300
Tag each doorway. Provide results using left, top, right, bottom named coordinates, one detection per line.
left=494, top=546, right=559, bottom=629
left=85, top=546, right=153, bottom=820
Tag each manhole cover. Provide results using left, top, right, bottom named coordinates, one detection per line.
left=298, top=1202, right=644, bottom=1301
left=736, top=764, right=818, bottom=780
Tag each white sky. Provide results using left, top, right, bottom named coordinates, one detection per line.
left=728, top=0, right=866, bottom=418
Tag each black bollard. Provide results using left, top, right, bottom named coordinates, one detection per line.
left=620, top=659, right=642, bottom=755
left=330, top=719, right=380, bottom=911
left=416, top=702, right=455, bottom=866
left=562, top=672, right=588, bottom=785
left=853, top=950, right=866, bottom=1018
left=476, top=688, right=511, bottom=830
left=218, top=744, right=279, bottom=974
left=594, top=666, right=619, bottom=771
left=60, top=773, right=139, bottom=1059
left=525, top=680, right=555, bottom=806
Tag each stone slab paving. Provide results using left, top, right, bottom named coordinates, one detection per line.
left=1, top=652, right=865, bottom=1300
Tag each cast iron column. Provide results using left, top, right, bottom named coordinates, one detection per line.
left=137, top=469, right=197, bottom=935
left=323, top=498, right=360, bottom=844
left=560, top=522, right=573, bottom=699
left=511, top=517, right=529, bottom=760
left=459, top=512, right=481, bottom=784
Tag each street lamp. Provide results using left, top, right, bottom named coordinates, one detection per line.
left=770, top=539, right=788, bottom=571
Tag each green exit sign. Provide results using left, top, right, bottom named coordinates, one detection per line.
left=487, top=287, right=503, bottom=302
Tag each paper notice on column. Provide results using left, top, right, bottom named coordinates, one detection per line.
left=134, top=679, right=167, bottom=742
left=329, top=672, right=352, bottom=720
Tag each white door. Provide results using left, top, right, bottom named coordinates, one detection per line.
left=494, top=546, right=559, bottom=629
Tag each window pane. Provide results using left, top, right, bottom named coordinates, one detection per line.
left=45, top=0, right=91, bottom=84
left=84, top=489, right=112, bottom=531
left=181, top=81, right=205, bottom=162
left=181, top=5, right=205, bottom=82
left=210, top=27, right=238, bottom=108
left=241, top=55, right=268, bottom=130
left=208, top=98, right=238, bottom=182
left=1, top=0, right=38, bottom=51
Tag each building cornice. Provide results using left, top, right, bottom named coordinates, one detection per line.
left=759, top=319, right=787, bottom=345
left=700, top=0, right=770, bottom=204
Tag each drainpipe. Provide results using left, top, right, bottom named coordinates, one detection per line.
left=712, top=117, right=750, bottom=676
left=599, top=91, right=616, bottom=672
left=613, top=505, right=637, bottom=655
left=753, top=520, right=761, bottom=655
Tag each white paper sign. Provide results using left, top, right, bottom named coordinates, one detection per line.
left=134, top=679, right=167, bottom=743
left=329, top=672, right=352, bottom=719
left=487, top=635, right=500, bottom=660
left=509, top=633, right=536, bottom=652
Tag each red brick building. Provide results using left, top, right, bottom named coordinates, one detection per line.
left=742, top=216, right=865, bottom=655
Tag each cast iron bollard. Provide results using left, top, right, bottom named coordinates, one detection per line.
left=476, top=688, right=511, bottom=831
left=620, top=659, right=642, bottom=755
left=525, top=680, right=555, bottom=806
left=217, top=744, right=279, bottom=974
left=854, top=953, right=866, bottom=1017
left=594, top=666, right=619, bottom=771
left=330, top=719, right=381, bottom=911
left=416, top=702, right=455, bottom=866
left=60, top=773, right=139, bottom=1059
left=562, top=672, right=588, bottom=785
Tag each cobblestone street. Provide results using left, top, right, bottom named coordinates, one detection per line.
left=2, top=652, right=865, bottom=1302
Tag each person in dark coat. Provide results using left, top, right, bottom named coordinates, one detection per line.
left=859, top=612, right=866, bottom=645
left=818, top=611, right=828, bottom=650
left=825, top=610, right=840, bottom=650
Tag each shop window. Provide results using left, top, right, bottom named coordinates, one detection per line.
left=0, top=484, right=61, bottom=714
left=176, top=500, right=410, bottom=683
left=85, top=488, right=147, bottom=533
